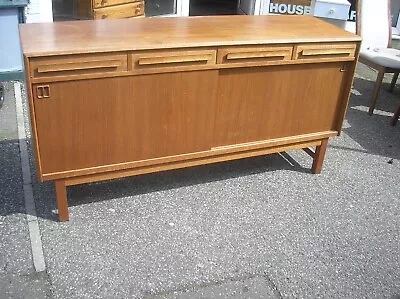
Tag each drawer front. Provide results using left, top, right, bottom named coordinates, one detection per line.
left=217, top=45, right=293, bottom=66
left=130, top=49, right=217, bottom=74
left=312, top=1, right=350, bottom=20
left=294, top=43, right=356, bottom=61
left=30, top=53, right=128, bottom=79
left=93, top=0, right=140, bottom=8
left=94, top=1, right=144, bottom=19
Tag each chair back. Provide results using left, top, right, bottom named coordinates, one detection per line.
left=357, top=0, right=392, bottom=49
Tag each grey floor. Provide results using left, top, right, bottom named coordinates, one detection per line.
left=1, top=64, right=400, bottom=298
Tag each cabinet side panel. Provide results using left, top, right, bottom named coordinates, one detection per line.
left=33, top=71, right=218, bottom=175
left=335, top=43, right=361, bottom=133
left=213, top=62, right=345, bottom=147
left=24, top=56, right=44, bottom=181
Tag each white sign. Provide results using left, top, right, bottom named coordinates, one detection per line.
left=269, top=3, right=312, bottom=15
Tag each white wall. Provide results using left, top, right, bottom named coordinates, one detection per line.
left=26, top=0, right=53, bottom=23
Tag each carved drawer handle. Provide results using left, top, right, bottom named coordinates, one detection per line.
left=101, top=14, right=108, bottom=19
left=36, top=85, right=50, bottom=99
left=300, top=45, right=355, bottom=58
left=135, top=2, right=142, bottom=14
left=37, top=60, right=121, bottom=73
left=101, top=0, right=107, bottom=5
left=138, top=54, right=212, bottom=66
left=301, top=49, right=352, bottom=56
left=226, top=50, right=290, bottom=60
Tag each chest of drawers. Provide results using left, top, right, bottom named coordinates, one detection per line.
left=311, top=0, right=351, bottom=20
left=76, top=0, right=144, bottom=19
left=19, top=15, right=361, bottom=221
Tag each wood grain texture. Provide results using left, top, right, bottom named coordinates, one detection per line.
left=213, top=63, right=346, bottom=147
left=28, top=52, right=357, bottom=84
left=20, top=15, right=361, bottom=220
left=295, top=43, right=356, bottom=61
left=41, top=131, right=337, bottom=181
left=312, top=138, right=329, bottom=174
left=93, top=1, right=144, bottom=19
left=19, top=15, right=361, bottom=57
left=217, top=45, right=293, bottom=65
left=334, top=43, right=361, bottom=133
left=23, top=56, right=44, bottom=180
left=93, top=0, right=141, bottom=8
left=131, top=49, right=216, bottom=73
left=64, top=140, right=322, bottom=187
left=30, top=53, right=128, bottom=79
left=55, top=180, right=69, bottom=221
left=33, top=71, right=218, bottom=175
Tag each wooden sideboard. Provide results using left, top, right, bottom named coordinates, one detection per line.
left=75, top=0, right=144, bottom=19
left=19, top=15, right=361, bottom=221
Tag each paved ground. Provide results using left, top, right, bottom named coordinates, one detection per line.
left=1, top=64, right=400, bottom=298
left=0, top=82, right=51, bottom=298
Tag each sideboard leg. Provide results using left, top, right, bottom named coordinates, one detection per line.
left=312, top=138, right=329, bottom=174
left=55, top=180, right=69, bottom=222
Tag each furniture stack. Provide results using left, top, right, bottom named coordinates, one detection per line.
left=76, top=0, right=144, bottom=20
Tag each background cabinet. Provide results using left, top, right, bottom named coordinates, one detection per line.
left=75, top=0, right=144, bottom=19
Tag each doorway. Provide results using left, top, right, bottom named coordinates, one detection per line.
left=52, top=0, right=74, bottom=21
left=145, top=0, right=178, bottom=17
left=189, top=0, right=240, bottom=16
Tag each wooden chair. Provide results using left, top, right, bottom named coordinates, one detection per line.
left=391, top=103, right=400, bottom=126
left=356, top=0, right=400, bottom=116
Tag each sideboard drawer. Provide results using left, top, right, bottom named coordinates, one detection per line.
left=311, top=0, right=351, bottom=21
left=93, top=0, right=140, bottom=8
left=130, top=49, right=217, bottom=73
left=94, top=1, right=144, bottom=19
left=217, top=45, right=293, bottom=66
left=295, top=43, right=356, bottom=61
left=30, top=53, right=128, bottom=79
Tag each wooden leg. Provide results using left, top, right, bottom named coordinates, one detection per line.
left=55, top=180, right=69, bottom=221
left=369, top=70, right=385, bottom=116
left=389, top=72, right=399, bottom=93
left=312, top=138, right=329, bottom=174
left=390, top=103, right=400, bottom=126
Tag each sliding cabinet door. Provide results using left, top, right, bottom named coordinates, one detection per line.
left=33, top=70, right=218, bottom=175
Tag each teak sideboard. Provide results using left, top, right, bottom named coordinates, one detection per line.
left=19, top=15, right=361, bottom=221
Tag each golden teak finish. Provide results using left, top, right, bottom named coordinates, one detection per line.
left=93, top=2, right=144, bottom=19
left=75, top=0, right=144, bottom=20
left=33, top=71, right=219, bottom=175
left=20, top=15, right=361, bottom=221
left=19, top=15, right=359, bottom=57
left=93, top=0, right=140, bottom=8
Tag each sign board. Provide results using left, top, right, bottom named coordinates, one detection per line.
left=268, top=0, right=356, bottom=21
left=25, top=0, right=53, bottom=23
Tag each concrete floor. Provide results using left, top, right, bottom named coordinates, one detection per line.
left=0, top=64, right=400, bottom=298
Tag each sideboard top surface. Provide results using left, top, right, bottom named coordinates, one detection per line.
left=19, top=15, right=361, bottom=57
